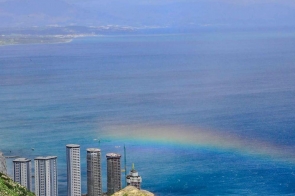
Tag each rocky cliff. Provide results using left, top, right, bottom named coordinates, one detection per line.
left=111, top=186, right=154, bottom=196
left=0, top=151, right=7, bottom=174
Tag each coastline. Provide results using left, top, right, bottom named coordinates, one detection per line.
left=0, top=34, right=97, bottom=47
left=0, top=39, right=73, bottom=47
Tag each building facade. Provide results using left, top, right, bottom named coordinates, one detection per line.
left=126, top=164, right=142, bottom=189
left=106, top=153, right=121, bottom=195
left=34, top=156, right=58, bottom=196
left=66, top=144, right=81, bottom=196
left=13, top=158, right=32, bottom=191
left=87, top=148, right=102, bottom=196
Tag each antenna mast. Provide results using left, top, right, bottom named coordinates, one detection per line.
left=124, top=144, right=127, bottom=187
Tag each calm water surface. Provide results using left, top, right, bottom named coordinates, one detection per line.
left=1, top=30, right=295, bottom=195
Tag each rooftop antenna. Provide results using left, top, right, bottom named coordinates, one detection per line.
left=124, top=144, right=127, bottom=187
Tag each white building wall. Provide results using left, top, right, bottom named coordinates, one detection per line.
left=13, top=158, right=32, bottom=191
left=35, top=161, right=40, bottom=196
left=35, top=156, right=58, bottom=196
left=67, top=145, right=81, bottom=196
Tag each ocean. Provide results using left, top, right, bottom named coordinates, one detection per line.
left=1, top=29, right=295, bottom=195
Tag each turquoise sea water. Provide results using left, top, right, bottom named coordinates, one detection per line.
left=1, top=30, right=295, bottom=195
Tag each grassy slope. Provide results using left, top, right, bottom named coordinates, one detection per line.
left=0, top=172, right=35, bottom=196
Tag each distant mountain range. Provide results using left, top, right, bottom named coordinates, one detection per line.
left=1, top=0, right=295, bottom=28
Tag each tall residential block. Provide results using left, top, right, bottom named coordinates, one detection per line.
left=13, top=158, right=32, bottom=191
left=34, top=156, right=58, bottom=196
left=126, top=164, right=142, bottom=189
left=106, top=153, right=121, bottom=195
left=87, top=148, right=102, bottom=196
left=66, top=144, right=81, bottom=196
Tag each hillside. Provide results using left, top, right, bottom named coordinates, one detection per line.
left=112, top=186, right=154, bottom=196
left=0, top=172, right=35, bottom=196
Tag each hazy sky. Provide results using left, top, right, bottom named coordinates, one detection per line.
left=1, top=0, right=295, bottom=28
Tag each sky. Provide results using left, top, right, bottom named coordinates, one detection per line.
left=0, top=0, right=295, bottom=28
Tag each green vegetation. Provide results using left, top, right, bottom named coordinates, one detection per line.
left=0, top=172, right=35, bottom=196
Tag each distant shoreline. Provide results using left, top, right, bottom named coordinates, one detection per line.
left=0, top=39, right=72, bottom=47
left=0, top=34, right=97, bottom=47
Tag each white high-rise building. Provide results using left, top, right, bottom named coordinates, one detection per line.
left=66, top=144, right=81, bottom=196
left=13, top=158, right=32, bottom=191
left=87, top=148, right=102, bottom=196
left=34, top=156, right=58, bottom=196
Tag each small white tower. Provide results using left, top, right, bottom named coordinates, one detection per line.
left=126, top=163, right=142, bottom=189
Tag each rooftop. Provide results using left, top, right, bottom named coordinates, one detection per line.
left=13, top=158, right=31, bottom=162
left=66, top=144, right=80, bottom=148
left=87, top=148, right=101, bottom=152
left=106, top=153, right=121, bottom=158
left=34, top=156, right=57, bottom=160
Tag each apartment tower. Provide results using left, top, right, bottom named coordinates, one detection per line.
left=87, top=148, right=102, bottom=196
left=126, top=164, right=142, bottom=189
left=34, top=156, right=58, bottom=196
left=66, top=144, right=81, bottom=196
left=106, top=153, right=121, bottom=195
left=13, top=158, right=32, bottom=191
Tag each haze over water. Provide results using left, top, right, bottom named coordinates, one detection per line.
left=1, top=29, right=295, bottom=195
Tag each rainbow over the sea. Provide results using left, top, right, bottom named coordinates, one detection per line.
left=99, top=123, right=295, bottom=164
